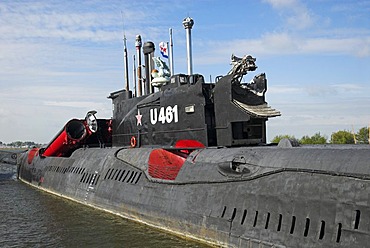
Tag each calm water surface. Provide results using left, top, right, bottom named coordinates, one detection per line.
left=0, top=180, right=210, bottom=248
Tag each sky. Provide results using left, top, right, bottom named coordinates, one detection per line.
left=0, top=0, right=369, bottom=144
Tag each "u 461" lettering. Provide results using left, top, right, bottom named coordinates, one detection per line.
left=150, top=105, right=178, bottom=125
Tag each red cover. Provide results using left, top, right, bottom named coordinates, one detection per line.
left=148, top=149, right=186, bottom=180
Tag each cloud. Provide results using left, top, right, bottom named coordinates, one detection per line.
left=267, top=92, right=370, bottom=141
left=263, top=0, right=314, bottom=30
left=1, top=85, right=105, bottom=100
left=330, top=1, right=370, bottom=15
left=268, top=82, right=366, bottom=98
left=332, top=84, right=364, bottom=91
left=300, top=37, right=370, bottom=57
left=0, top=3, right=120, bottom=43
left=195, top=32, right=370, bottom=67
left=253, top=33, right=370, bottom=57
left=0, top=1, right=185, bottom=44
left=0, top=84, right=112, bottom=143
left=304, top=83, right=365, bottom=97
left=0, top=1, right=187, bottom=85
left=267, top=82, right=369, bottom=135
left=43, top=101, right=106, bottom=109
left=264, top=0, right=297, bottom=8
left=268, top=85, right=301, bottom=94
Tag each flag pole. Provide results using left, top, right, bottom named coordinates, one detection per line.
left=169, top=28, right=174, bottom=76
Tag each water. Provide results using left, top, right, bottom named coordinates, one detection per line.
left=0, top=180, right=210, bottom=248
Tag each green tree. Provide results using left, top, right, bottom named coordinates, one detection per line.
left=24, top=141, right=37, bottom=147
left=330, top=130, right=355, bottom=144
left=271, top=135, right=297, bottom=143
left=300, top=132, right=327, bottom=144
left=355, top=127, right=369, bottom=144
left=8, top=141, right=23, bottom=147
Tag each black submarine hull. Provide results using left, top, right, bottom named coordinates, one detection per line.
left=0, top=150, right=18, bottom=181
left=18, top=144, right=370, bottom=248
left=14, top=31, right=370, bottom=247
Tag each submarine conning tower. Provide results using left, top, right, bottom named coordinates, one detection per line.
left=109, top=54, right=280, bottom=148
left=109, top=17, right=280, bottom=148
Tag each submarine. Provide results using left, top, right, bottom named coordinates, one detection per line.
left=16, top=17, right=370, bottom=248
left=0, top=150, right=18, bottom=180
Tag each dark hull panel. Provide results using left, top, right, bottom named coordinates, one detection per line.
left=0, top=150, right=18, bottom=181
left=18, top=145, right=370, bottom=247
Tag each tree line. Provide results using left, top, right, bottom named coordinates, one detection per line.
left=271, top=127, right=370, bottom=144
left=0, top=141, right=44, bottom=148
left=1, top=127, right=369, bottom=147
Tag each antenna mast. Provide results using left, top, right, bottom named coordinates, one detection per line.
left=121, top=11, right=130, bottom=91
left=133, top=55, right=137, bottom=97
left=135, top=35, right=143, bottom=96
left=169, top=28, right=174, bottom=76
left=123, top=35, right=130, bottom=91
left=183, top=17, right=194, bottom=75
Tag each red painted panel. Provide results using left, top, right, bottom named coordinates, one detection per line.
left=27, top=148, right=40, bottom=164
left=174, top=139, right=205, bottom=155
left=174, top=139, right=205, bottom=148
left=148, top=149, right=186, bottom=180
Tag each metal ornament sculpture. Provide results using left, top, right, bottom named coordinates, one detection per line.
left=228, top=54, right=258, bottom=82
left=151, top=57, right=171, bottom=87
left=228, top=54, right=266, bottom=96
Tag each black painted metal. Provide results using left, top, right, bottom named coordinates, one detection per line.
left=143, top=41, right=155, bottom=95
left=18, top=144, right=370, bottom=247
left=111, top=74, right=214, bottom=147
left=110, top=72, right=276, bottom=148
left=0, top=150, right=19, bottom=180
left=15, top=57, right=370, bottom=247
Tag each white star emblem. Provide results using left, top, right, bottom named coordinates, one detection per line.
left=135, top=109, right=142, bottom=126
